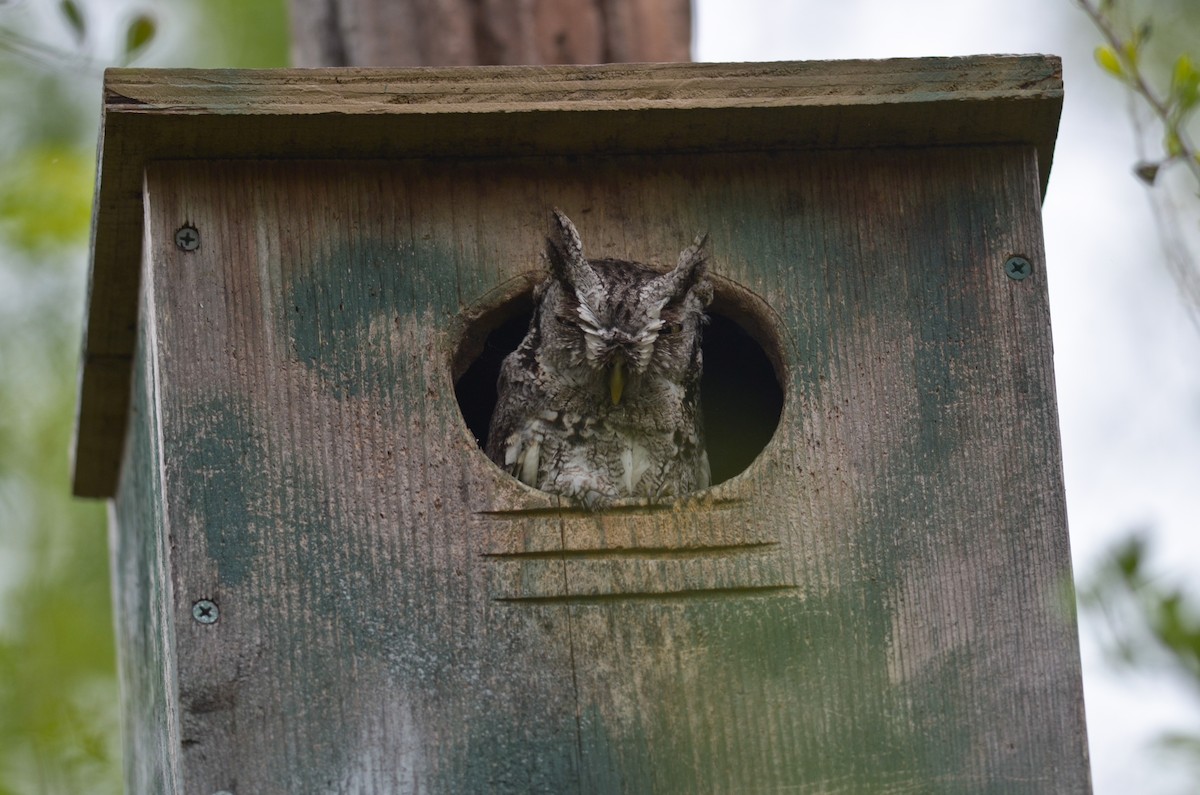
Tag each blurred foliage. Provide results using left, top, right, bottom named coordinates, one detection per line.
left=0, top=146, right=93, bottom=252
left=1075, top=1, right=1200, bottom=784
left=0, top=0, right=286, bottom=791
left=1076, top=0, right=1200, bottom=331
left=1080, top=532, right=1200, bottom=777
left=1079, top=0, right=1200, bottom=189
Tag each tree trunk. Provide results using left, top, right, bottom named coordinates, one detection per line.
left=287, top=0, right=693, bottom=67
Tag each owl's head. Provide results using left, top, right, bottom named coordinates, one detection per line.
left=537, top=209, right=712, bottom=405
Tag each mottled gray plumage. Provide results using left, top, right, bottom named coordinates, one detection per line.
left=486, top=210, right=712, bottom=509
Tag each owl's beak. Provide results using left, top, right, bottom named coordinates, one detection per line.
left=609, top=357, right=626, bottom=406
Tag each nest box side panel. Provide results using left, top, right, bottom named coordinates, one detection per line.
left=109, top=218, right=183, bottom=792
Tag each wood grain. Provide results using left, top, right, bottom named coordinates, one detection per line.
left=110, top=147, right=1089, bottom=792
left=108, top=218, right=183, bottom=791
left=75, top=57, right=1063, bottom=495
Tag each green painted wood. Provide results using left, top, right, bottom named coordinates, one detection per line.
left=73, top=56, right=1064, bottom=496
left=115, top=147, right=1089, bottom=793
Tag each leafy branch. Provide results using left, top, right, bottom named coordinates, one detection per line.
left=1076, top=0, right=1200, bottom=334
left=1077, top=0, right=1200, bottom=189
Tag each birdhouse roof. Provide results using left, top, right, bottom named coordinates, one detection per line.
left=74, top=55, right=1062, bottom=497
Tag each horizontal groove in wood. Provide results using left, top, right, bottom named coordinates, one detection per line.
left=478, top=508, right=784, bottom=557
left=486, top=547, right=796, bottom=601
left=475, top=496, right=746, bottom=519
left=481, top=541, right=780, bottom=561
left=493, top=585, right=799, bottom=605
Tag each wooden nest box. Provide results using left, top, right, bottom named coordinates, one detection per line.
left=75, top=57, right=1090, bottom=792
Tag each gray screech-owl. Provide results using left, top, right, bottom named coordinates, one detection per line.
left=486, top=210, right=713, bottom=509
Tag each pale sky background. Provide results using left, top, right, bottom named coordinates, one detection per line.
left=693, top=1, right=1200, bottom=793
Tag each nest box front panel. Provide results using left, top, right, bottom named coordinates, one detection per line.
left=134, top=150, right=1085, bottom=792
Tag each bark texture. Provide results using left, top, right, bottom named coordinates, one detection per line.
left=287, top=0, right=693, bottom=67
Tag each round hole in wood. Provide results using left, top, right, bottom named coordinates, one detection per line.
left=452, top=275, right=785, bottom=489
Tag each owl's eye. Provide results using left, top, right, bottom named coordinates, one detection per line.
left=661, top=322, right=683, bottom=336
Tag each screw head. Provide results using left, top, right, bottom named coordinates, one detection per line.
left=175, top=225, right=200, bottom=252
left=1004, top=256, right=1032, bottom=281
left=192, top=599, right=219, bottom=625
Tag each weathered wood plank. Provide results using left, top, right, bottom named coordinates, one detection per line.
left=109, top=220, right=183, bottom=792
left=129, top=149, right=1087, bottom=792
left=102, top=57, right=1061, bottom=113
left=73, top=57, right=1063, bottom=495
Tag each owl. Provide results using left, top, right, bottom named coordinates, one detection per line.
left=486, top=210, right=713, bottom=509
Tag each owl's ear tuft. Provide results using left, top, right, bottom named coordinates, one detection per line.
left=653, top=232, right=710, bottom=305
left=677, top=232, right=709, bottom=281
left=546, top=209, right=604, bottom=307
left=545, top=209, right=584, bottom=276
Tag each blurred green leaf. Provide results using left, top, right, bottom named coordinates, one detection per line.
left=1166, top=129, right=1185, bottom=157
left=1171, top=54, right=1200, bottom=111
left=1097, top=44, right=1126, bottom=77
left=1114, top=534, right=1145, bottom=579
left=1122, top=39, right=1141, bottom=65
left=58, top=0, right=86, bottom=43
left=123, top=14, right=156, bottom=61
